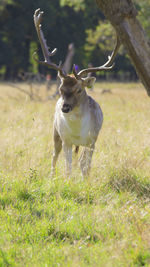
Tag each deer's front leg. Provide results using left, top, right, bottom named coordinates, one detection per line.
left=51, top=128, right=62, bottom=176
left=63, top=143, right=72, bottom=177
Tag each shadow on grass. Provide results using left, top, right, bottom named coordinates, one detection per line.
left=0, top=249, right=11, bottom=266
left=0, top=196, right=13, bottom=209
left=61, top=184, right=94, bottom=204
left=17, top=189, right=35, bottom=201
left=108, top=167, right=150, bottom=200
left=134, top=251, right=150, bottom=266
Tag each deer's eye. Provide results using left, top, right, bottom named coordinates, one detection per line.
left=77, top=89, right=82, bottom=94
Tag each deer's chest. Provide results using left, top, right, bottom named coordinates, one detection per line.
left=58, top=112, right=92, bottom=146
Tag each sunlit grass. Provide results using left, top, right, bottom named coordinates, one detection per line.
left=0, top=82, right=150, bottom=266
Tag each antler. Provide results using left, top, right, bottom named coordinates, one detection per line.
left=33, top=8, right=66, bottom=78
left=73, top=34, right=121, bottom=79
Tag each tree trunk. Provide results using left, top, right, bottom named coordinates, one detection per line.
left=96, top=0, right=150, bottom=96
left=63, top=43, right=75, bottom=74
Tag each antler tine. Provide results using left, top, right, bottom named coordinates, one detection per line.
left=75, top=34, right=121, bottom=79
left=101, top=34, right=121, bottom=68
left=33, top=8, right=66, bottom=78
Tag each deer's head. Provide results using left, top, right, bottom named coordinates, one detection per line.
left=33, top=8, right=121, bottom=113
left=58, top=75, right=95, bottom=113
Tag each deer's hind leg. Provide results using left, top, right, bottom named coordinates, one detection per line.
left=63, top=143, right=72, bottom=178
left=51, top=127, right=62, bottom=176
left=79, top=144, right=95, bottom=178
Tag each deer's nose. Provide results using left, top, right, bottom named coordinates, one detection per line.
left=62, top=103, right=72, bottom=113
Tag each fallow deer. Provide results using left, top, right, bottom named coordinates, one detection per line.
left=33, top=8, right=121, bottom=178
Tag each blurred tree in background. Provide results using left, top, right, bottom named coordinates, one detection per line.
left=0, top=0, right=149, bottom=80
left=135, top=0, right=150, bottom=40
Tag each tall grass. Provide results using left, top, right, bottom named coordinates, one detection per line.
left=0, top=82, right=150, bottom=266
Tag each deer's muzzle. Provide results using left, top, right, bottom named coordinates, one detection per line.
left=62, top=103, right=72, bottom=113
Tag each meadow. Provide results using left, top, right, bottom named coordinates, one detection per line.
left=0, top=82, right=150, bottom=266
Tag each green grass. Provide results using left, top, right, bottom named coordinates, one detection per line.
left=0, top=82, right=150, bottom=266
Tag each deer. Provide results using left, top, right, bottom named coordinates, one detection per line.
left=33, top=8, right=121, bottom=178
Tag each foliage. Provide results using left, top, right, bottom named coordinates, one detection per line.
left=135, top=0, right=150, bottom=38
left=86, top=22, right=115, bottom=52
left=29, top=42, right=39, bottom=73
left=0, top=82, right=150, bottom=265
left=0, top=0, right=14, bottom=11
left=60, top=0, right=85, bottom=11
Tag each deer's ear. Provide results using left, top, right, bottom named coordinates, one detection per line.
left=82, top=77, right=96, bottom=89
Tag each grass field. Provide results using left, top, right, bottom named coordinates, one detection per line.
left=0, top=82, right=150, bottom=266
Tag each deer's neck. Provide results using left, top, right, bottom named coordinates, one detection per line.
left=74, top=92, right=89, bottom=115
